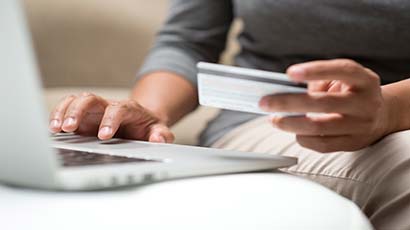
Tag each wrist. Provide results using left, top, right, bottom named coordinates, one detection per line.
left=149, top=109, right=171, bottom=126
left=380, top=86, right=401, bottom=136
left=128, top=98, right=171, bottom=126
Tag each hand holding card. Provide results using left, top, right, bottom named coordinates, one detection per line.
left=197, top=62, right=307, bottom=116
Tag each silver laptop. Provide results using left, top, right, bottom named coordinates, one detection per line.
left=0, top=0, right=296, bottom=191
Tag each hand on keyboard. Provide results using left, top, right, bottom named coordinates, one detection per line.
left=48, top=93, right=174, bottom=143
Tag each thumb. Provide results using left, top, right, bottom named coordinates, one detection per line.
left=148, top=123, right=175, bottom=143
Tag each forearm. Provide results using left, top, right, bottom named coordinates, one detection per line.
left=382, top=78, right=410, bottom=134
left=130, top=1, right=233, bottom=127
left=131, top=71, right=198, bottom=126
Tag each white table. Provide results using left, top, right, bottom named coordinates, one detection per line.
left=0, top=172, right=372, bottom=230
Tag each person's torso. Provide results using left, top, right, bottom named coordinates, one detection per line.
left=234, top=0, right=410, bottom=84
left=200, top=0, right=410, bottom=147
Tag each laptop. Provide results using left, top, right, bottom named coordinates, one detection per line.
left=0, top=0, right=297, bottom=191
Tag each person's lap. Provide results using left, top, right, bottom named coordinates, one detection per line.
left=211, top=117, right=410, bottom=229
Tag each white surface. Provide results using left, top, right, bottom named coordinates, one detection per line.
left=0, top=173, right=373, bottom=230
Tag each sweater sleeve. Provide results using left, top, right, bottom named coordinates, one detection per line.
left=137, top=0, right=234, bottom=86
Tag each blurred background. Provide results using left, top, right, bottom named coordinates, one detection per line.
left=24, top=0, right=168, bottom=88
left=23, top=0, right=240, bottom=145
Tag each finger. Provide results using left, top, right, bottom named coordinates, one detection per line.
left=296, top=135, right=359, bottom=153
left=270, top=114, right=364, bottom=136
left=98, top=101, right=129, bottom=140
left=287, top=59, right=380, bottom=88
left=62, top=93, right=106, bottom=133
left=308, top=80, right=332, bottom=92
left=148, top=123, right=175, bottom=143
left=49, top=95, right=76, bottom=133
left=260, top=92, right=357, bottom=114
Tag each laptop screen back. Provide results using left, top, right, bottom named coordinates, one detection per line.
left=0, top=0, right=57, bottom=188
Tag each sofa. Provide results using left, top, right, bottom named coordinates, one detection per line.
left=23, top=0, right=244, bottom=145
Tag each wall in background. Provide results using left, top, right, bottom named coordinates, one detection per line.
left=24, top=0, right=168, bottom=88
left=24, top=0, right=240, bottom=88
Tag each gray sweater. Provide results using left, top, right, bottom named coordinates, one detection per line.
left=139, top=0, right=410, bottom=146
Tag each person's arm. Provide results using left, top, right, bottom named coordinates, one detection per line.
left=381, top=79, right=410, bottom=134
left=131, top=0, right=234, bottom=125
left=49, top=0, right=234, bottom=143
left=131, top=71, right=198, bottom=127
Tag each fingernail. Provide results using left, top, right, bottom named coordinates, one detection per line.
left=99, top=126, right=112, bottom=137
left=63, top=117, right=76, bottom=127
left=158, top=135, right=166, bottom=143
left=49, top=119, right=61, bottom=129
left=288, top=66, right=306, bottom=80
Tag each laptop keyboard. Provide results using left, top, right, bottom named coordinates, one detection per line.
left=56, top=148, right=158, bottom=167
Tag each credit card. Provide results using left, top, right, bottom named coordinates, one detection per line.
left=197, top=62, right=308, bottom=116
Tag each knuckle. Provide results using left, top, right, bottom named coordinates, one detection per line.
left=118, top=101, right=129, bottom=110
left=105, top=110, right=124, bottom=122
left=65, top=105, right=83, bottom=117
left=60, top=94, right=76, bottom=103
left=109, top=101, right=121, bottom=107
left=49, top=112, right=58, bottom=120
left=338, top=60, right=360, bottom=73
left=66, top=94, right=76, bottom=100
left=362, top=68, right=381, bottom=86
left=50, top=110, right=64, bottom=119
left=102, top=114, right=115, bottom=123
left=337, top=59, right=357, bottom=67
left=115, top=100, right=136, bottom=113
left=65, top=109, right=81, bottom=118
left=127, top=99, right=142, bottom=109
left=369, top=73, right=381, bottom=86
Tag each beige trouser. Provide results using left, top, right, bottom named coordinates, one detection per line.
left=212, top=117, right=410, bottom=230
